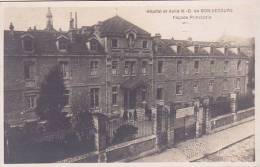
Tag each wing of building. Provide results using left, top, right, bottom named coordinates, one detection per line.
left=4, top=8, right=253, bottom=127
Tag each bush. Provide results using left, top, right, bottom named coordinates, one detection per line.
left=112, top=124, right=138, bottom=144
left=237, top=93, right=254, bottom=111
left=210, top=96, right=231, bottom=118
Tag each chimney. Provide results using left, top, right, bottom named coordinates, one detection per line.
left=69, top=12, right=74, bottom=30
left=154, top=33, right=161, bottom=40
left=9, top=22, right=14, bottom=37
left=75, top=12, right=78, bottom=29
left=94, top=21, right=102, bottom=35
left=33, top=26, right=37, bottom=31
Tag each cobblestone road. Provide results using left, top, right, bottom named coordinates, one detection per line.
left=196, top=136, right=255, bottom=162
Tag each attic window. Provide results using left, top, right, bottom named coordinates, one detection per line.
left=23, top=38, right=33, bottom=52
left=224, top=47, right=228, bottom=56
left=90, top=40, right=98, bottom=51
left=210, top=47, right=214, bottom=54
left=177, top=46, right=182, bottom=54
left=194, top=46, right=199, bottom=54
left=112, top=39, right=118, bottom=48
left=143, top=40, right=148, bottom=49
left=58, top=40, right=67, bottom=51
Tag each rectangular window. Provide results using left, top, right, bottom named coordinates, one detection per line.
left=224, top=47, right=228, bottom=56
left=24, top=62, right=35, bottom=79
left=194, top=61, right=199, bottom=73
left=209, top=80, right=214, bottom=92
left=176, top=82, right=183, bottom=95
left=194, top=46, right=199, bottom=54
left=23, top=38, right=33, bottom=52
left=25, top=95, right=36, bottom=110
left=111, top=39, right=118, bottom=48
left=64, top=90, right=70, bottom=106
left=58, top=40, right=67, bottom=50
left=210, top=60, right=215, bottom=73
left=141, top=87, right=146, bottom=101
left=112, top=61, right=118, bottom=75
left=223, top=79, right=228, bottom=90
left=112, top=86, right=118, bottom=105
left=224, top=60, right=229, bottom=72
left=157, top=88, right=163, bottom=100
left=193, top=81, right=199, bottom=93
left=90, top=40, right=97, bottom=51
left=124, top=61, right=135, bottom=75
left=90, top=88, right=99, bottom=108
left=210, top=47, right=214, bottom=55
left=236, top=78, right=240, bottom=89
left=142, top=61, right=147, bottom=74
left=59, top=61, right=69, bottom=79
left=158, top=61, right=163, bottom=73
left=177, top=46, right=182, bottom=54
left=177, top=60, right=182, bottom=73
left=90, top=60, right=98, bottom=76
left=143, top=40, right=148, bottom=49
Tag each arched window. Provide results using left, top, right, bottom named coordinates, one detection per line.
left=128, top=33, right=135, bottom=48
left=22, top=37, right=34, bottom=52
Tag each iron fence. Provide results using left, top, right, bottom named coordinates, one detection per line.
left=107, top=116, right=154, bottom=146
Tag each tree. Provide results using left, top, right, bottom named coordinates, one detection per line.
left=35, top=66, right=70, bottom=131
left=71, top=92, right=94, bottom=142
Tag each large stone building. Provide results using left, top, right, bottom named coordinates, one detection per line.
left=4, top=8, right=251, bottom=126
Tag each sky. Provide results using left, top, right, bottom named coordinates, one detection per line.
left=3, top=1, right=259, bottom=41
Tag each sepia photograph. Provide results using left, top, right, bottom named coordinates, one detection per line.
left=1, top=1, right=257, bottom=165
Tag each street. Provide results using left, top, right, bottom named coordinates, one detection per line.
left=196, top=136, right=255, bottom=162
left=133, top=120, right=254, bottom=162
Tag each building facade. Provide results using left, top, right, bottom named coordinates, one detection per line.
left=4, top=8, right=251, bottom=126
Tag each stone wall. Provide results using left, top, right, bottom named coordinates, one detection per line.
left=210, top=107, right=254, bottom=133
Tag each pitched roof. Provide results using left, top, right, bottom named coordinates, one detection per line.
left=153, top=38, right=247, bottom=57
left=4, top=30, right=105, bottom=55
left=98, top=16, right=151, bottom=38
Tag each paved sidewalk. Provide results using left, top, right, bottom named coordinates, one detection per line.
left=134, top=120, right=255, bottom=162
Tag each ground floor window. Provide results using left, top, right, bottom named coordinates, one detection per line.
left=209, top=80, right=214, bottom=92
left=141, top=87, right=147, bottom=101
left=112, top=86, right=118, bottom=105
left=157, top=88, right=163, bottom=100
left=90, top=88, right=99, bottom=108
left=64, top=90, right=70, bottom=106
left=25, top=94, right=37, bottom=110
left=176, top=82, right=183, bottom=95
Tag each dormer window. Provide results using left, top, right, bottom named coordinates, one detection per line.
left=194, top=46, right=199, bottom=54
left=58, top=40, right=67, bottom=51
left=210, top=47, right=214, bottom=55
left=22, top=38, right=33, bottom=52
left=143, top=40, right=148, bottom=49
left=177, top=46, right=182, bottom=54
left=224, top=47, right=228, bottom=56
left=237, top=60, right=241, bottom=71
left=90, top=40, right=98, bottom=51
left=128, top=33, right=135, bottom=48
left=112, top=39, right=118, bottom=48
left=56, top=36, right=69, bottom=51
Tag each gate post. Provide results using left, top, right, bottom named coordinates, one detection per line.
left=93, top=113, right=107, bottom=162
left=195, top=99, right=203, bottom=138
left=151, top=107, right=159, bottom=152
left=202, top=97, right=211, bottom=135
left=230, top=93, right=237, bottom=122
left=167, top=104, right=175, bottom=148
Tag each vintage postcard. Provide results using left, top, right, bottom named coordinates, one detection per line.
left=0, top=1, right=259, bottom=167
